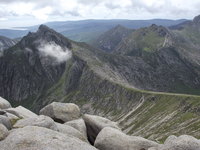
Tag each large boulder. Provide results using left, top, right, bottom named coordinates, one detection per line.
left=153, top=135, right=200, bottom=150
left=56, top=123, right=88, bottom=142
left=39, top=102, right=80, bottom=123
left=164, top=135, right=177, bottom=145
left=94, top=127, right=159, bottom=150
left=83, top=114, right=120, bottom=144
left=0, top=124, right=8, bottom=141
left=0, top=115, right=11, bottom=130
left=0, top=126, right=97, bottom=150
left=13, top=115, right=58, bottom=131
left=0, top=97, right=11, bottom=109
left=65, top=118, right=87, bottom=139
left=6, top=106, right=37, bottom=119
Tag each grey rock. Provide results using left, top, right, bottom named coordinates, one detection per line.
left=0, top=124, right=8, bottom=141
left=65, top=118, right=87, bottom=139
left=0, top=97, right=11, bottom=109
left=94, top=127, right=159, bottom=150
left=0, top=126, right=97, bottom=150
left=3, top=112, right=19, bottom=126
left=164, top=135, right=177, bottom=145
left=0, top=110, right=6, bottom=115
left=13, top=115, right=58, bottom=131
left=83, top=114, right=120, bottom=144
left=6, top=106, right=38, bottom=119
left=0, top=115, right=11, bottom=130
left=148, top=147, right=158, bottom=150
left=159, top=135, right=200, bottom=150
left=56, top=123, right=88, bottom=142
left=39, top=102, right=80, bottom=123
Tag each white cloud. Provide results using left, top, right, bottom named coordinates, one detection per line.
left=0, top=0, right=200, bottom=28
left=38, top=42, right=72, bottom=63
left=0, top=18, right=7, bottom=21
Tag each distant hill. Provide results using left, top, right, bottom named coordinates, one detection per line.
left=0, top=19, right=187, bottom=43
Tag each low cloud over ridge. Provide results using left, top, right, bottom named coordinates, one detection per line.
left=38, top=41, right=72, bottom=63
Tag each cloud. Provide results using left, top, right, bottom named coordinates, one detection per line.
left=0, top=18, right=7, bottom=21
left=38, top=41, right=72, bottom=63
left=0, top=0, right=200, bottom=28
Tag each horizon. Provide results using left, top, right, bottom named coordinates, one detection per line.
left=0, top=17, right=190, bottom=30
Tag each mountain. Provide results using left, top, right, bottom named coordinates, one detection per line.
left=171, top=15, right=200, bottom=48
left=91, top=25, right=133, bottom=52
left=0, top=25, right=71, bottom=105
left=93, top=17, right=200, bottom=95
left=114, top=24, right=172, bottom=55
left=0, top=36, right=17, bottom=56
left=0, top=19, right=187, bottom=43
left=1, top=24, right=200, bottom=142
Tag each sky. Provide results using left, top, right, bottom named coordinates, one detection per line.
left=0, top=0, right=200, bottom=29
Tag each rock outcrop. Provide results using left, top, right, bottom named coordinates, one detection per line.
left=65, top=118, right=87, bottom=139
left=0, top=97, right=200, bottom=150
left=94, top=127, right=159, bottom=150
left=151, top=135, right=200, bottom=150
left=83, top=114, right=120, bottom=144
left=0, top=115, right=12, bottom=130
left=40, top=102, right=80, bottom=123
left=0, top=126, right=97, bottom=150
left=3, top=112, right=19, bottom=126
left=13, top=115, right=58, bottom=131
left=6, top=106, right=37, bottom=119
left=56, top=123, right=88, bottom=142
left=0, top=124, right=8, bottom=141
left=0, top=97, right=11, bottom=109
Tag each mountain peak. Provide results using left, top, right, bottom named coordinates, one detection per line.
left=149, top=24, right=168, bottom=37
left=19, top=25, right=72, bottom=50
left=193, top=15, right=200, bottom=24
left=38, top=24, right=51, bottom=31
left=37, top=24, right=56, bottom=34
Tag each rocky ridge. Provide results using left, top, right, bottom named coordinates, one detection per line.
left=92, top=16, right=200, bottom=95
left=0, top=97, right=200, bottom=150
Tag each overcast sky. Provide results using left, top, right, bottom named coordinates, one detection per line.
left=0, top=0, right=200, bottom=29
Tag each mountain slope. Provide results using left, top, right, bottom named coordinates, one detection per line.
left=172, top=15, right=200, bottom=47
left=0, top=36, right=17, bottom=56
left=93, top=20, right=200, bottom=95
left=0, top=25, right=71, bottom=104
left=91, top=25, right=133, bottom=52
left=1, top=25, right=200, bottom=142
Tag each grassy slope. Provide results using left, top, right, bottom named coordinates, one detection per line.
left=42, top=64, right=200, bottom=143
left=132, top=28, right=165, bottom=53
left=34, top=42, right=200, bottom=143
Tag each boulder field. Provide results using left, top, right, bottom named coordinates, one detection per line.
left=0, top=96, right=200, bottom=150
